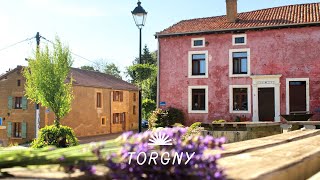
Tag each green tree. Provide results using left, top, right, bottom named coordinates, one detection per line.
left=126, top=45, right=157, bottom=119
left=80, top=65, right=95, bottom=71
left=104, top=62, right=122, bottom=79
left=23, top=37, right=73, bottom=127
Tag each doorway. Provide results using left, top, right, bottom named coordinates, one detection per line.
left=286, top=79, right=309, bottom=114
left=258, top=88, right=275, bottom=121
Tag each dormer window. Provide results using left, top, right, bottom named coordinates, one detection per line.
left=232, top=34, right=247, bottom=45
left=191, top=38, right=205, bottom=48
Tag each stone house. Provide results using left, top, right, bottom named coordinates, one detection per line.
left=156, top=1, right=320, bottom=125
left=0, top=66, right=139, bottom=146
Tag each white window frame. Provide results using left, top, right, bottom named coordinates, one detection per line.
left=188, top=50, right=209, bottom=78
left=229, top=85, right=251, bottom=113
left=188, top=86, right=208, bottom=114
left=285, top=78, right=310, bottom=114
left=229, top=48, right=250, bottom=77
left=232, top=34, right=247, bottom=46
left=191, top=38, right=205, bottom=48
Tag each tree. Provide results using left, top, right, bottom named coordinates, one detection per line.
left=126, top=45, right=157, bottom=119
left=80, top=65, right=95, bottom=71
left=23, top=37, right=73, bottom=127
left=104, top=62, right=122, bottom=79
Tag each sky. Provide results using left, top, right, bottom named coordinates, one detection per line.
left=0, top=0, right=318, bottom=77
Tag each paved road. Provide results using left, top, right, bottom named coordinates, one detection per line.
left=78, top=132, right=124, bottom=144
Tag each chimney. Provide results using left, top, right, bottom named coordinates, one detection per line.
left=226, top=0, right=237, bottom=23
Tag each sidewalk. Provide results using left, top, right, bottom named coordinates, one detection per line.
left=77, top=132, right=124, bottom=144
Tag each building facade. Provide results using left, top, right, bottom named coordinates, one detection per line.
left=156, top=2, right=320, bottom=125
left=0, top=66, right=139, bottom=146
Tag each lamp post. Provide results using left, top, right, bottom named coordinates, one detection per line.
left=132, top=0, right=147, bottom=133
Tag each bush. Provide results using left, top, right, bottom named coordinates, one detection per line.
left=106, top=127, right=225, bottom=179
left=148, top=107, right=185, bottom=129
left=142, top=98, right=156, bottom=119
left=183, top=122, right=203, bottom=140
left=31, top=125, right=79, bottom=148
left=172, top=123, right=184, bottom=127
left=212, top=119, right=226, bottom=123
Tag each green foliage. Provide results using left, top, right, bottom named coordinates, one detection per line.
left=103, top=62, right=122, bottom=79
left=31, top=125, right=78, bottom=148
left=172, top=123, right=184, bottom=127
left=183, top=122, right=204, bottom=140
left=142, top=98, right=156, bottom=119
left=126, top=64, right=157, bottom=84
left=80, top=65, right=95, bottom=71
left=148, top=107, right=185, bottom=129
left=23, top=37, right=73, bottom=127
left=212, top=119, right=226, bottom=123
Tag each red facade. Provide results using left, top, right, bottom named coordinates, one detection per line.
left=158, top=26, right=320, bottom=125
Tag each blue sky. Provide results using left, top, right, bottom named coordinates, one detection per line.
left=0, top=0, right=318, bottom=76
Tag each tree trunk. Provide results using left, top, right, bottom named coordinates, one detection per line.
left=54, top=116, right=61, bottom=128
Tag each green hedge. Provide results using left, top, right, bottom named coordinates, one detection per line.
left=31, top=125, right=79, bottom=148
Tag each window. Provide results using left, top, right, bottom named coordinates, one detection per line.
left=188, top=86, right=208, bottom=113
left=133, top=93, right=136, bottom=102
left=232, top=34, right=247, bottom=45
left=15, top=97, right=22, bottom=109
left=113, top=91, right=123, bottom=102
left=17, top=80, right=21, bottom=86
left=188, top=51, right=208, bottom=78
left=101, top=117, right=106, bottom=126
left=120, top=113, right=126, bottom=123
left=229, top=85, right=251, bottom=113
left=191, top=38, right=205, bottom=48
left=113, top=113, right=120, bottom=124
left=96, top=92, right=102, bottom=108
left=229, top=48, right=250, bottom=77
left=13, top=122, right=22, bottom=138
left=0, top=117, right=2, bottom=126
left=133, top=105, right=136, bottom=115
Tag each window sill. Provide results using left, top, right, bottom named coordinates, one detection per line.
left=10, top=137, right=23, bottom=140
left=230, top=110, right=251, bottom=114
left=188, top=110, right=208, bottom=114
left=188, top=75, right=208, bottom=79
left=0, top=126, right=6, bottom=130
left=229, top=74, right=250, bottom=78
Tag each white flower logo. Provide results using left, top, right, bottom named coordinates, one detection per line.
left=148, top=132, right=173, bottom=146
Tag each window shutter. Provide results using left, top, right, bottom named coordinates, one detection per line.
left=7, top=122, right=12, bottom=137
left=113, top=92, right=116, bottom=101
left=8, top=96, right=13, bottom=110
left=21, top=122, right=27, bottom=138
left=22, top=97, right=28, bottom=110
left=120, top=92, right=123, bottom=102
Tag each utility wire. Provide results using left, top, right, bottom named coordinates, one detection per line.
left=0, top=36, right=35, bottom=53
left=40, top=36, right=98, bottom=65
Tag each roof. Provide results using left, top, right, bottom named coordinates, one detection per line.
left=157, top=3, right=320, bottom=37
left=0, top=66, right=138, bottom=91
left=70, top=68, right=138, bottom=91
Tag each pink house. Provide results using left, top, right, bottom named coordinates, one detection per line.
left=156, top=1, right=320, bottom=125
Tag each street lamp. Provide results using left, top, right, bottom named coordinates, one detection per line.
left=132, top=0, right=147, bottom=133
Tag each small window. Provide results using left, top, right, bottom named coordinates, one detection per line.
left=113, top=91, right=123, bottom=102
left=101, top=117, right=106, bottom=126
left=232, top=34, right=247, bottom=45
left=113, top=113, right=120, bottom=124
left=17, top=80, right=21, bottom=87
left=229, top=48, right=250, bottom=77
left=229, top=85, right=251, bottom=113
left=188, top=86, right=208, bottom=113
left=13, top=122, right=22, bottom=138
left=133, top=93, right=136, bottom=102
left=0, top=117, right=2, bottom=126
left=188, top=51, right=208, bottom=78
left=191, top=38, right=205, bottom=48
left=120, top=113, right=126, bottom=123
left=133, top=105, right=136, bottom=115
left=15, top=97, right=22, bottom=109
left=97, top=92, right=102, bottom=108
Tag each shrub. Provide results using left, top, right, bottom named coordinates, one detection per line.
left=183, top=122, right=203, bottom=140
left=142, top=98, right=156, bottom=119
left=148, top=107, right=185, bottom=129
left=106, top=127, right=225, bottom=179
left=31, top=125, right=79, bottom=148
left=212, top=119, right=226, bottom=123
left=172, top=123, right=184, bottom=127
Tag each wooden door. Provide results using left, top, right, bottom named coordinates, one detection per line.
left=258, top=88, right=275, bottom=121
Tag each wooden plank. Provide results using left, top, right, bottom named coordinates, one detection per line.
left=308, top=171, right=320, bottom=180
left=220, top=130, right=320, bottom=157
left=219, top=134, right=320, bottom=180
